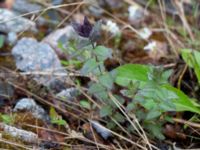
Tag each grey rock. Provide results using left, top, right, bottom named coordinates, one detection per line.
left=13, top=98, right=50, bottom=122
left=12, top=0, right=63, bottom=27
left=99, top=0, right=123, bottom=9
left=7, top=32, right=18, bottom=45
left=52, top=0, right=63, bottom=5
left=164, top=0, right=178, bottom=15
left=13, top=0, right=63, bottom=14
left=88, top=5, right=104, bottom=17
left=128, top=4, right=148, bottom=27
left=0, top=123, right=38, bottom=143
left=42, top=25, right=75, bottom=59
left=56, top=88, right=79, bottom=101
left=0, top=9, right=36, bottom=33
left=36, top=16, right=59, bottom=26
left=13, top=0, right=42, bottom=14
left=12, top=37, right=67, bottom=89
left=90, top=120, right=112, bottom=140
left=43, top=25, right=91, bottom=60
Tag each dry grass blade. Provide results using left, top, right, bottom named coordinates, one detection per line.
left=7, top=80, right=86, bottom=122
left=173, top=118, right=200, bottom=129
left=173, top=0, right=195, bottom=41
left=56, top=2, right=83, bottom=28
left=158, top=0, right=180, bottom=58
left=108, top=93, right=158, bottom=150
left=0, top=138, right=32, bottom=150
left=0, top=1, right=86, bottom=24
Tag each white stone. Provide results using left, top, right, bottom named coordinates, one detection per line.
left=0, top=9, right=36, bottom=33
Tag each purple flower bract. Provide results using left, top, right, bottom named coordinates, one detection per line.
left=72, top=16, right=93, bottom=38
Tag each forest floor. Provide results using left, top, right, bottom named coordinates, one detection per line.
left=0, top=0, right=200, bottom=150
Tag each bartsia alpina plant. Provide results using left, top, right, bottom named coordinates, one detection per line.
left=72, top=16, right=102, bottom=43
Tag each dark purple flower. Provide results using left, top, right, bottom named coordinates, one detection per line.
left=72, top=16, right=93, bottom=38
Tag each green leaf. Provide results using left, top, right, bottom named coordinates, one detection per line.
left=88, top=83, right=108, bottom=101
left=50, top=107, right=57, bottom=119
left=135, top=85, right=177, bottom=116
left=80, top=100, right=91, bottom=109
left=142, top=99, right=157, bottom=110
left=50, top=107, right=67, bottom=126
left=146, top=109, right=161, bottom=120
left=108, top=94, right=125, bottom=108
left=120, top=89, right=133, bottom=98
left=0, top=114, right=12, bottom=124
left=127, top=102, right=136, bottom=111
left=81, top=58, right=101, bottom=75
left=164, top=85, right=200, bottom=114
left=113, top=112, right=125, bottom=123
left=115, top=64, right=200, bottom=115
left=181, top=49, right=195, bottom=67
left=61, top=60, right=81, bottom=68
left=100, top=105, right=112, bottom=117
left=194, top=50, right=200, bottom=67
left=51, top=119, right=67, bottom=126
left=106, top=121, right=116, bottom=129
left=145, top=123, right=165, bottom=140
left=135, top=110, right=146, bottom=121
left=181, top=49, right=200, bottom=84
left=162, top=69, right=173, bottom=81
left=0, top=35, right=5, bottom=48
left=115, top=64, right=151, bottom=86
left=99, top=73, right=114, bottom=90
left=94, top=46, right=112, bottom=61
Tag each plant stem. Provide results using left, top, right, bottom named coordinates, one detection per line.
left=91, top=41, right=102, bottom=74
